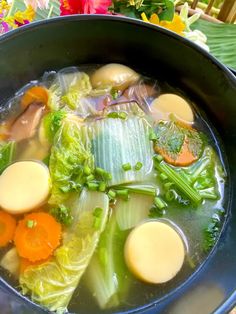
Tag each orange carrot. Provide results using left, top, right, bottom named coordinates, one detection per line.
left=155, top=140, right=198, bottom=167
left=14, top=212, right=61, bottom=262
left=0, top=211, right=16, bottom=247
left=21, top=86, right=48, bottom=109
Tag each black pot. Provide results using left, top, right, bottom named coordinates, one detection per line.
left=0, top=15, right=236, bottom=314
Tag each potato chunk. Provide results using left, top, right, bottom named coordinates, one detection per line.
left=0, top=161, right=50, bottom=214
left=125, top=221, right=185, bottom=284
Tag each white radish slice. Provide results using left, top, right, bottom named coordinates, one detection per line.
left=150, top=94, right=194, bottom=123
left=0, top=161, right=50, bottom=214
left=91, top=63, right=139, bottom=90
left=124, top=220, right=185, bottom=284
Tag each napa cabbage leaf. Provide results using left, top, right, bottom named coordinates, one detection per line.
left=49, top=118, right=94, bottom=205
left=20, top=190, right=109, bottom=313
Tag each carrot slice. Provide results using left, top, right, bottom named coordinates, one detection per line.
left=14, top=212, right=61, bottom=262
left=0, top=210, right=16, bottom=247
left=155, top=140, right=198, bottom=167
left=21, top=86, right=48, bottom=109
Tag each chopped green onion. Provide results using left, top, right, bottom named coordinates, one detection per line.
left=84, top=165, right=92, bottom=176
left=26, top=220, right=37, bottom=228
left=154, top=196, right=167, bottom=209
left=153, top=155, right=202, bottom=204
left=122, top=163, right=131, bottom=171
left=116, top=189, right=129, bottom=200
left=93, top=207, right=103, bottom=229
left=87, top=182, right=99, bottom=191
left=160, top=173, right=168, bottom=181
left=98, top=181, right=106, bottom=192
left=50, top=205, right=73, bottom=226
left=108, top=189, right=116, bottom=199
left=107, top=112, right=119, bottom=119
left=95, top=168, right=112, bottom=181
left=86, top=174, right=95, bottom=182
left=118, top=112, right=127, bottom=120
left=110, top=88, right=119, bottom=100
left=134, top=162, right=143, bottom=171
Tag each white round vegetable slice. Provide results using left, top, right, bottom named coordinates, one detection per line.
left=0, top=161, right=50, bottom=214
left=150, top=94, right=194, bottom=123
left=91, top=63, right=140, bottom=90
left=124, top=221, right=185, bottom=284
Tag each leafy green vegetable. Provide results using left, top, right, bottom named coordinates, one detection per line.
left=20, top=190, right=109, bottom=313
left=154, top=146, right=221, bottom=205
left=50, top=205, right=73, bottom=226
left=39, top=110, right=66, bottom=145
left=192, top=19, right=236, bottom=70
left=61, top=72, right=92, bottom=110
left=203, top=209, right=224, bottom=252
left=90, top=115, right=153, bottom=186
left=111, top=0, right=175, bottom=21
left=86, top=212, right=130, bottom=309
left=153, top=154, right=202, bottom=204
left=49, top=118, right=94, bottom=205
left=154, top=120, right=204, bottom=160
left=0, top=141, right=16, bottom=174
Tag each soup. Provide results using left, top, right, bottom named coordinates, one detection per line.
left=0, top=64, right=227, bottom=313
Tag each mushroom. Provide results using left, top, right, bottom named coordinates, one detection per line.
left=9, top=103, right=44, bottom=141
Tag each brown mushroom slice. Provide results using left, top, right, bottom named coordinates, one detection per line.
left=9, top=103, right=44, bottom=141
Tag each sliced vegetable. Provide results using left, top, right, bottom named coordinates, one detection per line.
left=115, top=193, right=154, bottom=230
left=90, top=115, right=153, bottom=186
left=0, top=210, right=16, bottom=247
left=86, top=212, right=130, bottom=309
left=150, top=94, right=194, bottom=123
left=21, top=86, right=48, bottom=109
left=0, top=141, right=15, bottom=174
left=14, top=212, right=61, bottom=262
left=154, top=120, right=204, bottom=166
left=20, top=191, right=109, bottom=312
left=124, top=221, right=185, bottom=283
left=0, top=247, right=20, bottom=277
left=49, top=118, right=94, bottom=205
left=91, top=63, right=139, bottom=90
left=0, top=161, right=50, bottom=214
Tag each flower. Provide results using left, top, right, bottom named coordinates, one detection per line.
left=13, top=5, right=35, bottom=26
left=141, top=12, right=185, bottom=36
left=60, top=0, right=112, bottom=15
left=0, top=3, right=35, bottom=34
left=24, top=0, right=49, bottom=10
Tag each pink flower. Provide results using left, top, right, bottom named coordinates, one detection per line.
left=60, top=0, right=111, bottom=16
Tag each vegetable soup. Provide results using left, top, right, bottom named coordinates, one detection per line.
left=0, top=64, right=228, bottom=313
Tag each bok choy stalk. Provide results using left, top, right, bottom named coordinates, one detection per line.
left=90, top=115, right=153, bottom=186
left=86, top=212, right=131, bottom=309
left=49, top=118, right=94, bottom=205
left=20, top=190, right=109, bottom=313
